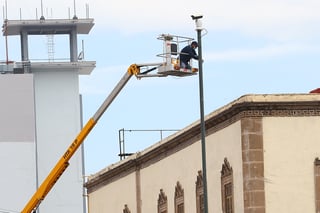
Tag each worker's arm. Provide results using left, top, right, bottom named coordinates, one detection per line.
left=190, top=48, right=199, bottom=60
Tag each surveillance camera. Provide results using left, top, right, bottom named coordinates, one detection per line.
left=191, top=15, right=203, bottom=20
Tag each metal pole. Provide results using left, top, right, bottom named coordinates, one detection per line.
left=40, top=0, right=44, bottom=20
left=192, top=15, right=208, bottom=213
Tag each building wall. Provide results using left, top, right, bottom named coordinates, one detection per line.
left=138, top=121, right=244, bottom=213
left=0, top=74, right=37, bottom=211
left=139, top=139, right=202, bottom=213
left=88, top=172, right=137, bottom=213
left=0, top=71, right=85, bottom=213
left=206, top=120, right=244, bottom=212
left=87, top=121, right=244, bottom=213
left=86, top=94, right=320, bottom=213
left=0, top=74, right=35, bottom=141
left=33, top=70, right=84, bottom=213
left=264, top=116, right=320, bottom=213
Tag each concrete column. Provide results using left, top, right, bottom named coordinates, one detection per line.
left=69, top=27, right=78, bottom=62
left=20, top=30, right=29, bottom=61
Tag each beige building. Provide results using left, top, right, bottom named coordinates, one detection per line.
left=85, top=93, right=320, bottom=213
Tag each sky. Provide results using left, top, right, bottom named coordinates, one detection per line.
left=1, top=0, right=320, bottom=175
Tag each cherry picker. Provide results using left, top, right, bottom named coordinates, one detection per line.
left=21, top=34, right=198, bottom=213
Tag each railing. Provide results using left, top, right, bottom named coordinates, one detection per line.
left=0, top=61, right=30, bottom=74
left=118, top=128, right=180, bottom=160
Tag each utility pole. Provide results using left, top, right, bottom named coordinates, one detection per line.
left=191, top=14, right=208, bottom=213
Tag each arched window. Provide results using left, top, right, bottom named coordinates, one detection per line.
left=195, top=170, right=204, bottom=213
left=175, top=181, right=184, bottom=213
left=158, top=189, right=168, bottom=213
left=221, top=158, right=234, bottom=213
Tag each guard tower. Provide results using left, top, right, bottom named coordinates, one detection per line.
left=0, top=17, right=95, bottom=213
left=2, top=17, right=95, bottom=73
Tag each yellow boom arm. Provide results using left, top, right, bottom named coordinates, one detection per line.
left=21, top=64, right=140, bottom=213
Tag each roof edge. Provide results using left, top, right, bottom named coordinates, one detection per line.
left=85, top=93, right=320, bottom=192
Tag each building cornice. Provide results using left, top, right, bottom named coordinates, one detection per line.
left=85, top=93, right=320, bottom=193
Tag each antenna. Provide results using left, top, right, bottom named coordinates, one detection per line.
left=85, top=3, right=89, bottom=19
left=40, top=0, right=45, bottom=20
left=4, top=0, right=9, bottom=64
left=3, top=0, right=7, bottom=20
left=73, top=0, right=78, bottom=19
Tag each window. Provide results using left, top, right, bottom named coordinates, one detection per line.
left=158, top=189, right=168, bottom=213
left=221, top=158, right=234, bottom=213
left=175, top=181, right=184, bottom=213
left=196, top=170, right=204, bottom=213
left=224, top=183, right=233, bottom=213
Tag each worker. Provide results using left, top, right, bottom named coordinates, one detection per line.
left=179, top=41, right=199, bottom=69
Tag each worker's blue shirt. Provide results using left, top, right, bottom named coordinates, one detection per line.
left=179, top=45, right=199, bottom=63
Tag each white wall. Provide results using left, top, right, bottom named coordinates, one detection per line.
left=0, top=74, right=35, bottom=141
left=0, top=68, right=85, bottom=213
left=33, top=70, right=84, bottom=213
left=264, top=116, right=320, bottom=213
left=0, top=142, right=36, bottom=211
left=0, top=74, right=37, bottom=212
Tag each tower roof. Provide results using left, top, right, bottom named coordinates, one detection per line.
left=3, top=18, right=94, bottom=36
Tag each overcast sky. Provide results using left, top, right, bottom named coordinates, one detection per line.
left=1, top=0, right=320, bottom=174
